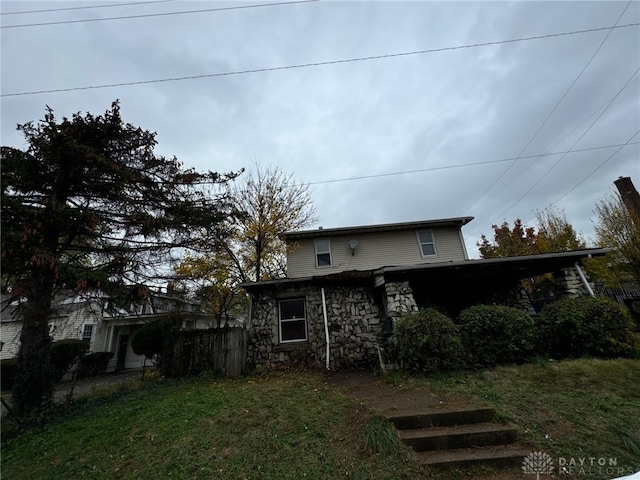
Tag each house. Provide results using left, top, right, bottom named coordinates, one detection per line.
left=241, top=217, right=608, bottom=370
left=1, top=288, right=228, bottom=372
left=1, top=293, right=103, bottom=362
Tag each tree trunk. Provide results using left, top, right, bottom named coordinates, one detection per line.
left=12, top=266, right=56, bottom=416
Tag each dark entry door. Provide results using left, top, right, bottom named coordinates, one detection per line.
left=116, top=335, right=128, bottom=370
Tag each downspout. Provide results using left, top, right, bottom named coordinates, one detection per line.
left=574, top=262, right=595, bottom=297
left=321, top=287, right=330, bottom=370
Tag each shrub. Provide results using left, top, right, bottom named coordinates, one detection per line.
left=457, top=304, right=536, bottom=367
left=131, top=315, right=180, bottom=372
left=537, top=296, right=637, bottom=359
left=394, top=308, right=463, bottom=373
left=50, top=339, right=88, bottom=382
left=1, top=358, right=18, bottom=391
left=77, top=351, right=114, bottom=378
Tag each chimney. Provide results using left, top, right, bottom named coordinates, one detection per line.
left=614, top=176, right=640, bottom=219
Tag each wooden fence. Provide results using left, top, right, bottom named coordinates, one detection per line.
left=166, top=326, right=247, bottom=378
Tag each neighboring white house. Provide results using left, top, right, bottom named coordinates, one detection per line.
left=1, top=289, right=225, bottom=372
left=1, top=293, right=102, bottom=361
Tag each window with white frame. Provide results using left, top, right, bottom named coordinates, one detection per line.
left=279, top=298, right=307, bottom=343
left=314, top=238, right=332, bottom=267
left=82, top=323, right=94, bottom=347
left=416, top=229, right=437, bottom=257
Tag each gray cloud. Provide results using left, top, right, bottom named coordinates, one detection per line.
left=2, top=1, right=638, bottom=259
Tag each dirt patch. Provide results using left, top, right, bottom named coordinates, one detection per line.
left=328, top=369, right=454, bottom=414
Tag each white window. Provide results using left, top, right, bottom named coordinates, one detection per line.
left=416, top=229, right=437, bottom=257
left=82, top=323, right=94, bottom=347
left=314, top=239, right=332, bottom=267
left=279, top=298, right=307, bottom=343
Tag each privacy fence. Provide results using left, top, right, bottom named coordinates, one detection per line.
left=165, top=325, right=247, bottom=378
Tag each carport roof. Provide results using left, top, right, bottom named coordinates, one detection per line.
left=380, top=248, right=609, bottom=281
left=240, top=248, right=609, bottom=291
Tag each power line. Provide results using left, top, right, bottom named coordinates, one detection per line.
left=1, top=0, right=319, bottom=29
left=489, top=66, right=640, bottom=224
left=462, top=0, right=633, bottom=215
left=299, top=142, right=639, bottom=187
left=3, top=22, right=638, bottom=98
left=551, top=130, right=640, bottom=206
left=0, top=0, right=175, bottom=16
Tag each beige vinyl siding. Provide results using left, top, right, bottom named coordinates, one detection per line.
left=286, top=226, right=466, bottom=278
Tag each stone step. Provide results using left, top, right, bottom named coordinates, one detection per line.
left=415, top=446, right=530, bottom=469
left=386, top=406, right=496, bottom=430
left=399, top=422, right=518, bottom=452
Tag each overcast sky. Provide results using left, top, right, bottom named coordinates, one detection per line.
left=2, top=0, right=639, bottom=258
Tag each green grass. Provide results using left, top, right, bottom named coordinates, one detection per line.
left=1, top=372, right=421, bottom=480
left=388, top=358, right=640, bottom=480
left=4, top=360, right=640, bottom=480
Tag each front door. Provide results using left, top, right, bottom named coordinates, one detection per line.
left=115, top=335, right=129, bottom=370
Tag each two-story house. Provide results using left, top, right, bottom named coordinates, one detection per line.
left=241, top=217, right=607, bottom=370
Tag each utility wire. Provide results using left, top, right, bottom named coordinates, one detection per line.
left=3, top=22, right=638, bottom=97
left=295, top=142, right=639, bottom=187
left=462, top=0, right=633, bottom=216
left=0, top=0, right=175, bottom=16
left=1, top=0, right=319, bottom=29
left=489, top=66, right=640, bottom=225
left=550, top=130, right=640, bottom=206
left=518, top=129, right=640, bottom=229
left=464, top=85, right=630, bottom=209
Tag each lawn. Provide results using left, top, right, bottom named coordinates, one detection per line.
left=3, top=359, right=639, bottom=480
left=1, top=372, right=421, bottom=480
left=392, top=358, right=640, bottom=479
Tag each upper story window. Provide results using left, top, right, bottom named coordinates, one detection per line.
left=314, top=239, right=332, bottom=267
left=416, top=229, right=437, bottom=257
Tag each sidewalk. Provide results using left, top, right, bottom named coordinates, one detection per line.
left=53, top=367, right=150, bottom=401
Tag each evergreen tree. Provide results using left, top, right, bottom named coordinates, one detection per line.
left=1, top=102, right=236, bottom=415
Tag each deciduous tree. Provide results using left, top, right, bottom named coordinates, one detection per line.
left=174, top=165, right=317, bottom=320
left=231, top=165, right=317, bottom=282
left=477, top=219, right=539, bottom=259
left=587, top=192, right=640, bottom=286
left=1, top=102, right=236, bottom=415
left=535, top=206, right=586, bottom=253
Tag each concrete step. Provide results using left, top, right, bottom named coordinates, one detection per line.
left=399, top=422, right=518, bottom=451
left=386, top=406, right=496, bottom=430
left=415, top=446, right=530, bottom=469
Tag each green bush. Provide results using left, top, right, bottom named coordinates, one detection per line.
left=457, top=304, right=536, bottom=367
left=537, top=297, right=637, bottom=359
left=77, top=351, right=114, bottom=378
left=132, top=315, right=180, bottom=372
left=394, top=308, right=463, bottom=373
left=50, top=339, right=88, bottom=382
left=1, top=358, right=18, bottom=391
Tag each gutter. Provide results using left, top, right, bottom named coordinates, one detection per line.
left=574, top=262, right=595, bottom=297
left=321, top=287, right=330, bottom=370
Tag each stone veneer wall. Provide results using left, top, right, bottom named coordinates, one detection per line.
left=384, top=281, right=418, bottom=322
left=248, top=284, right=383, bottom=370
left=553, top=267, right=592, bottom=298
